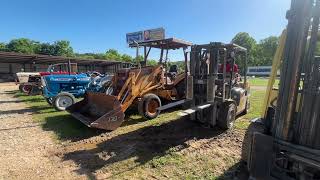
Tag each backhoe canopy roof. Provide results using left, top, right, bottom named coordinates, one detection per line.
left=129, top=38, right=192, bottom=50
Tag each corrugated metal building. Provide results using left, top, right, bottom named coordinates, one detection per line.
left=0, top=51, right=132, bottom=82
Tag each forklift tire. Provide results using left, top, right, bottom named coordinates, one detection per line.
left=241, top=119, right=265, bottom=170
left=138, top=93, right=161, bottom=119
left=217, top=103, right=236, bottom=130
left=53, top=92, right=76, bottom=111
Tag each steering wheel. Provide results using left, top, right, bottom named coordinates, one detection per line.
left=87, top=71, right=102, bottom=77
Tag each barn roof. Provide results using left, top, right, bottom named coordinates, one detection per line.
left=0, top=51, right=127, bottom=66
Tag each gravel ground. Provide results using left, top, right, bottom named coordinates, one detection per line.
left=0, top=83, right=85, bottom=180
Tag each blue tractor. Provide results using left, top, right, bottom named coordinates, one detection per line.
left=42, top=72, right=113, bottom=111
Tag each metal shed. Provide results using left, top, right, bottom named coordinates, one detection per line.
left=0, top=51, right=131, bottom=81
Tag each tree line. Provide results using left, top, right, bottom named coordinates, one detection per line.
left=231, top=32, right=279, bottom=74
left=0, top=33, right=281, bottom=70
left=0, top=38, right=143, bottom=63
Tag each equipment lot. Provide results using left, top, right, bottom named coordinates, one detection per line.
left=0, top=78, right=267, bottom=179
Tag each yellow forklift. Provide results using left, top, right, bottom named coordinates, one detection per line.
left=241, top=0, right=320, bottom=179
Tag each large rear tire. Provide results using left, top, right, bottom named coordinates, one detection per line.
left=217, top=103, right=236, bottom=130
left=138, top=93, right=161, bottom=119
left=53, top=92, right=75, bottom=111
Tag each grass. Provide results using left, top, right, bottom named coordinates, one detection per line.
left=234, top=90, right=266, bottom=130
left=14, top=92, right=102, bottom=142
left=15, top=90, right=265, bottom=139
left=248, top=77, right=279, bottom=87
left=14, top=91, right=182, bottom=142
left=15, top=77, right=270, bottom=139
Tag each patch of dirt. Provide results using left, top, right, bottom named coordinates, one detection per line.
left=0, top=83, right=86, bottom=179
left=55, top=115, right=247, bottom=179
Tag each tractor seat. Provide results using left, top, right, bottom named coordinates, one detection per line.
left=166, top=65, right=178, bottom=82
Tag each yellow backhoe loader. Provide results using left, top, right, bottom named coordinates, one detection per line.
left=66, top=38, right=192, bottom=130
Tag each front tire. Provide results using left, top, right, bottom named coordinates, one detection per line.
left=138, top=93, right=161, bottom=119
left=53, top=92, right=75, bottom=111
left=217, top=103, right=236, bottom=130
left=241, top=119, right=265, bottom=170
left=22, top=84, right=32, bottom=94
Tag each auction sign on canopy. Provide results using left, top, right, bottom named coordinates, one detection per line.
left=126, top=28, right=165, bottom=44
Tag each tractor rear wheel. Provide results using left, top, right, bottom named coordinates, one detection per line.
left=217, top=103, right=236, bottom=130
left=53, top=92, right=75, bottom=111
left=138, top=93, right=161, bottom=119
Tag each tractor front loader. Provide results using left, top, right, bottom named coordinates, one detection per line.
left=67, top=38, right=192, bottom=130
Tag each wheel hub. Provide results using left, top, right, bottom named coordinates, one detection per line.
left=58, top=96, right=73, bottom=108
left=147, top=99, right=159, bottom=115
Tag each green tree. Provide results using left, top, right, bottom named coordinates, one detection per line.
left=232, top=32, right=257, bottom=52
left=0, top=42, right=6, bottom=51
left=6, top=38, right=38, bottom=54
left=254, top=36, right=279, bottom=66
left=232, top=32, right=257, bottom=74
left=36, top=43, right=55, bottom=55
left=105, top=49, right=122, bottom=60
left=121, top=54, right=133, bottom=62
left=147, top=59, right=158, bottom=66
left=74, top=53, right=95, bottom=59
left=93, top=53, right=107, bottom=59
left=52, top=40, right=74, bottom=57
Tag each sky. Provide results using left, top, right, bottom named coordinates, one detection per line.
left=0, top=0, right=291, bottom=60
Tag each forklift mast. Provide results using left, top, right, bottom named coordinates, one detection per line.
left=273, top=0, right=320, bottom=149
left=246, top=0, right=320, bottom=179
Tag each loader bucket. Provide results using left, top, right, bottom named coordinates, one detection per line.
left=66, top=92, right=125, bottom=131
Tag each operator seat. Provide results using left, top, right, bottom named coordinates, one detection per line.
left=168, top=65, right=178, bottom=80
left=163, top=65, right=178, bottom=87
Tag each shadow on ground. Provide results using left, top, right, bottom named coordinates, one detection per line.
left=216, top=162, right=249, bottom=180
left=0, top=106, right=53, bottom=115
left=0, top=90, right=17, bottom=95
left=10, top=91, right=102, bottom=141
left=62, top=117, right=226, bottom=178
left=42, top=114, right=103, bottom=141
